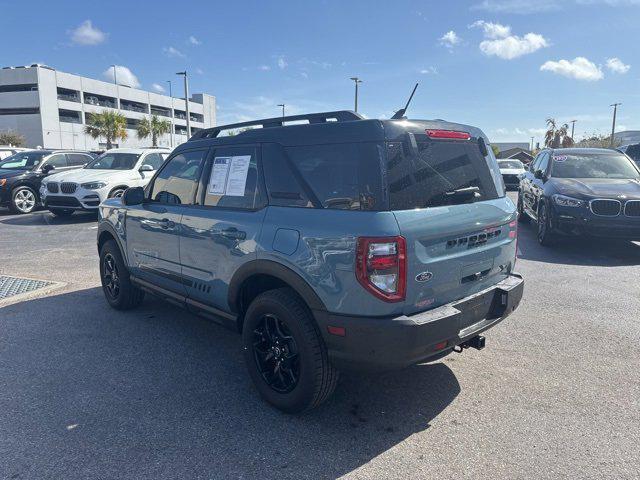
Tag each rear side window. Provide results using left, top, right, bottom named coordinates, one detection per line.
left=46, top=154, right=68, bottom=168
left=386, top=139, right=500, bottom=210
left=263, top=143, right=384, bottom=210
left=141, top=152, right=164, bottom=170
left=67, top=153, right=91, bottom=166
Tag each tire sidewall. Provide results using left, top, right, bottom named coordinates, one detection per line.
left=99, top=241, right=128, bottom=309
left=109, top=188, right=126, bottom=199
left=537, top=201, right=554, bottom=245
left=242, top=294, right=319, bottom=413
left=12, top=186, right=38, bottom=214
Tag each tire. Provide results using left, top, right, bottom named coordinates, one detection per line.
left=517, top=192, right=530, bottom=223
left=10, top=186, right=38, bottom=214
left=99, top=239, right=145, bottom=310
left=242, top=287, right=338, bottom=413
left=50, top=208, right=74, bottom=217
left=537, top=201, right=556, bottom=246
left=108, top=188, right=126, bottom=199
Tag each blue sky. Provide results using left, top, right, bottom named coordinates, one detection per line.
left=1, top=0, right=638, bottom=145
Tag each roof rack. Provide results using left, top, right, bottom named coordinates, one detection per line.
left=189, top=110, right=364, bottom=140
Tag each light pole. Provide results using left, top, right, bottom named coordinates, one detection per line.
left=530, top=136, right=534, bottom=152
left=350, top=77, right=362, bottom=113
left=610, top=103, right=621, bottom=147
left=166, top=80, right=174, bottom=148
left=176, top=71, right=191, bottom=138
left=277, top=104, right=285, bottom=120
left=111, top=64, right=120, bottom=110
left=570, top=119, right=577, bottom=140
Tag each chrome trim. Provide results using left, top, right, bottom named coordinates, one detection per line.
left=624, top=199, right=640, bottom=217
left=589, top=198, right=621, bottom=217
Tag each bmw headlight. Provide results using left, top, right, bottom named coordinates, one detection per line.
left=81, top=182, right=107, bottom=190
left=552, top=194, right=584, bottom=207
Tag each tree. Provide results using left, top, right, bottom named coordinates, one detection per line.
left=491, top=144, right=500, bottom=157
left=84, top=111, right=127, bottom=149
left=576, top=132, right=622, bottom=148
left=544, top=118, right=574, bottom=148
left=0, top=130, right=25, bottom=146
left=137, top=115, right=172, bottom=146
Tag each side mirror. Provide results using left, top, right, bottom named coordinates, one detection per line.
left=42, top=164, right=54, bottom=174
left=534, top=169, right=545, bottom=180
left=139, top=164, right=154, bottom=172
left=122, top=186, right=144, bottom=206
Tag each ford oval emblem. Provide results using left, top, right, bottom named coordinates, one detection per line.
left=415, top=271, right=433, bottom=282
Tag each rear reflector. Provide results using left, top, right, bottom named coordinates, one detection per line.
left=327, top=325, right=346, bottom=337
left=434, top=341, right=448, bottom=351
left=426, top=129, right=471, bottom=140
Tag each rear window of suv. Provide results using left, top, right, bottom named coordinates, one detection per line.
left=386, top=139, right=501, bottom=210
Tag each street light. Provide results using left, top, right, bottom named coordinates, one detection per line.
left=167, top=80, right=173, bottom=148
left=176, top=71, right=191, bottom=138
left=277, top=104, right=285, bottom=119
left=350, top=77, right=362, bottom=113
left=570, top=119, right=577, bottom=140
left=111, top=64, right=120, bottom=111
left=610, top=103, right=621, bottom=147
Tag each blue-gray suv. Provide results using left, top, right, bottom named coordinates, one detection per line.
left=97, top=111, right=524, bottom=412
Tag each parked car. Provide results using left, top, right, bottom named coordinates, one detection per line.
left=0, top=146, right=29, bottom=160
left=498, top=159, right=526, bottom=190
left=97, top=111, right=523, bottom=412
left=618, top=143, right=640, bottom=168
left=518, top=148, right=640, bottom=245
left=41, top=148, right=170, bottom=216
left=0, top=149, right=94, bottom=214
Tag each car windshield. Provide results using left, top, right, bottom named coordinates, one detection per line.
left=498, top=160, right=524, bottom=169
left=551, top=152, right=640, bottom=179
left=0, top=151, right=49, bottom=170
left=623, top=145, right=640, bottom=162
left=85, top=152, right=141, bottom=170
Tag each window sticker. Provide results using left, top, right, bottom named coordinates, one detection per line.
left=553, top=155, right=568, bottom=162
left=225, top=155, right=251, bottom=196
left=208, top=157, right=231, bottom=195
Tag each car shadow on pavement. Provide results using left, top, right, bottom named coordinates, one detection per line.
left=1, top=287, right=460, bottom=480
left=516, top=219, right=640, bottom=266
left=0, top=210, right=97, bottom=226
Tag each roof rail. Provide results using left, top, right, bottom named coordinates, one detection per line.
left=189, top=110, right=364, bottom=140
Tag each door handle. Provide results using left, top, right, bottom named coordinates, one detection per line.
left=220, top=227, right=246, bottom=240
left=159, top=218, right=175, bottom=229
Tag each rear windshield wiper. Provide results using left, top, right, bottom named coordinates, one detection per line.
left=444, top=186, right=480, bottom=201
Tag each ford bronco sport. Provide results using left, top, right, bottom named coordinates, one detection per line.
left=97, top=110, right=524, bottom=412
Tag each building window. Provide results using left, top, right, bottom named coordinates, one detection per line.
left=0, top=107, right=40, bottom=115
left=84, top=92, right=117, bottom=109
left=59, top=109, right=82, bottom=124
left=174, top=110, right=186, bottom=120
left=121, top=99, right=148, bottom=114
left=150, top=105, right=171, bottom=117
left=190, top=113, right=204, bottom=123
left=126, top=118, right=140, bottom=130
left=174, top=125, right=188, bottom=135
left=57, top=87, right=80, bottom=102
left=0, top=84, right=38, bottom=93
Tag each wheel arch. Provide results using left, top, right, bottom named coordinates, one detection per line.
left=228, top=260, right=327, bottom=331
left=108, top=185, right=129, bottom=197
left=97, top=223, right=128, bottom=264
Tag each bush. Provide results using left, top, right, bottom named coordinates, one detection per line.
left=0, top=131, right=25, bottom=146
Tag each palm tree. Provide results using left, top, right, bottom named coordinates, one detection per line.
left=85, top=111, right=127, bottom=149
left=544, top=118, right=574, bottom=148
left=137, top=115, right=172, bottom=147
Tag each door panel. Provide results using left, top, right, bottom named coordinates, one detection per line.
left=179, top=145, right=266, bottom=311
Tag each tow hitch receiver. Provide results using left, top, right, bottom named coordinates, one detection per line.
left=453, top=335, right=486, bottom=353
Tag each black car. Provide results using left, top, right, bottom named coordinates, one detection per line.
left=618, top=143, right=640, bottom=168
left=0, top=150, right=95, bottom=214
left=518, top=148, right=640, bottom=245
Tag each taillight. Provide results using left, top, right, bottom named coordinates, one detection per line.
left=426, top=129, right=471, bottom=140
left=509, top=220, right=518, bottom=266
left=356, top=236, right=406, bottom=302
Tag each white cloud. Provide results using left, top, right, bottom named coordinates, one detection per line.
left=277, top=56, right=288, bottom=69
left=195, top=68, right=204, bottom=75
left=163, top=46, right=186, bottom=58
left=540, top=57, right=604, bottom=81
left=420, top=66, right=438, bottom=74
left=188, top=35, right=201, bottom=46
left=300, top=71, right=309, bottom=79
left=69, top=20, right=107, bottom=46
left=479, top=32, right=549, bottom=59
left=151, top=83, right=165, bottom=93
left=470, top=20, right=511, bottom=38
left=472, top=0, right=640, bottom=13
left=258, top=65, right=271, bottom=71
left=102, top=65, right=140, bottom=88
left=606, top=57, right=630, bottom=74
left=439, top=30, right=461, bottom=48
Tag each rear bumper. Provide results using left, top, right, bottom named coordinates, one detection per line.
left=314, top=273, right=524, bottom=371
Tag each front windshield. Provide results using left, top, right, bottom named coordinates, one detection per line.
left=0, top=151, right=49, bottom=170
left=551, top=152, right=640, bottom=179
left=498, top=160, right=524, bottom=169
left=85, top=152, right=141, bottom=170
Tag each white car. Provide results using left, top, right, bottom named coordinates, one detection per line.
left=41, top=148, right=170, bottom=216
left=0, top=146, right=29, bottom=160
left=497, top=159, right=526, bottom=190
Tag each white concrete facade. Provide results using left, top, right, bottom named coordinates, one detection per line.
left=0, top=65, right=216, bottom=149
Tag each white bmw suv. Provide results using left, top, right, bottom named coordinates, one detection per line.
left=41, top=148, right=170, bottom=216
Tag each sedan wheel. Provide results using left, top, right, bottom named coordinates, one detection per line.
left=109, top=189, right=126, bottom=199
left=11, top=187, right=37, bottom=214
left=537, top=202, right=555, bottom=246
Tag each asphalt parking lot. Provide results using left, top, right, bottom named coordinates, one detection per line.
left=1, top=193, right=639, bottom=480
